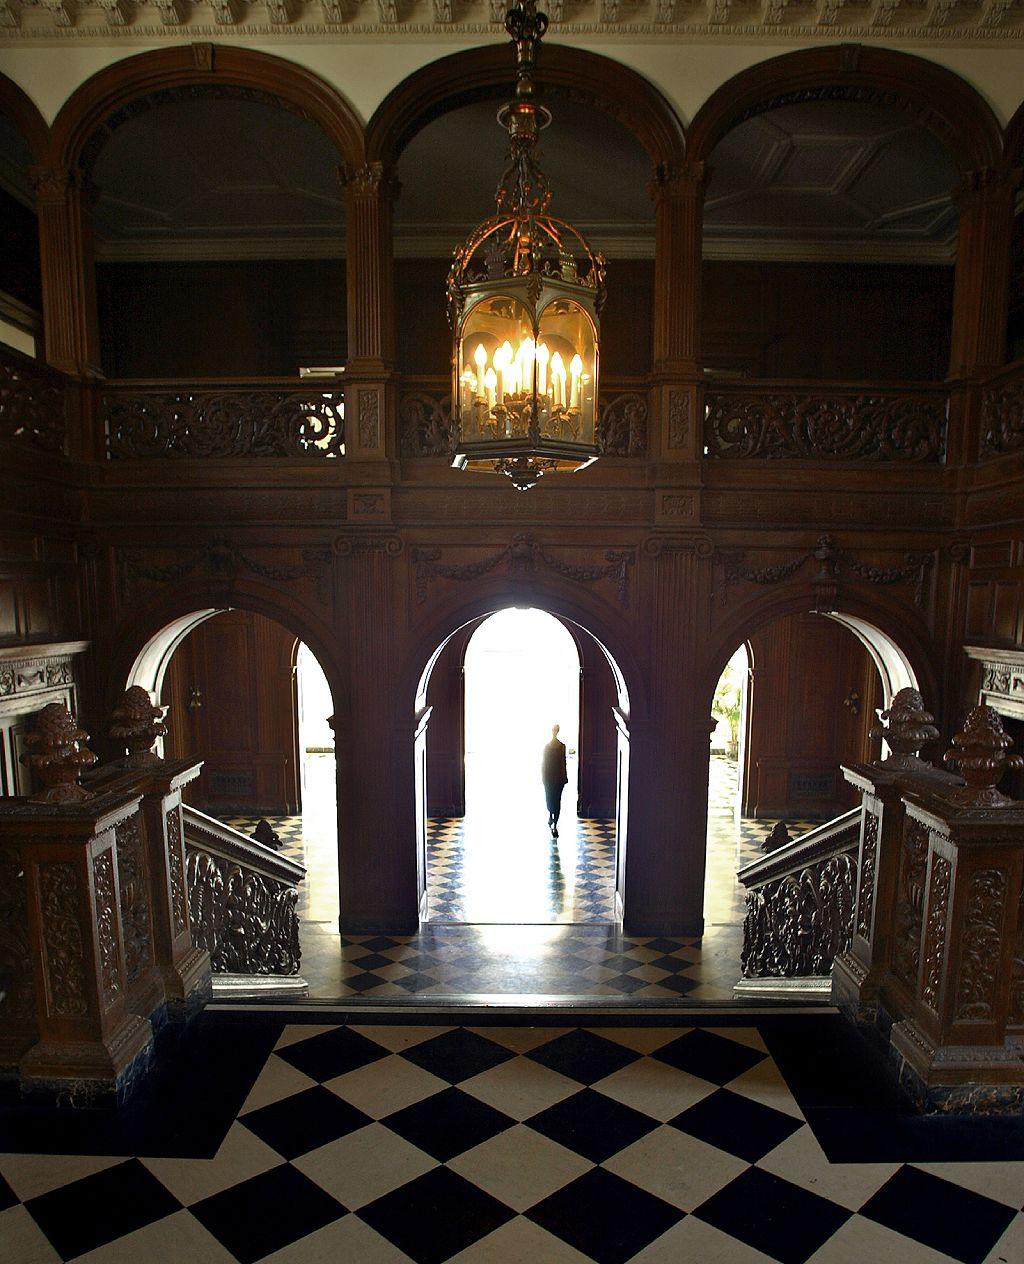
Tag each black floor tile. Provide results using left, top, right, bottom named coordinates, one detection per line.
left=399, top=1027, right=516, bottom=1084
left=275, top=1025, right=390, bottom=1082
left=525, top=1029, right=641, bottom=1085
left=348, top=952, right=395, bottom=970
left=240, top=1086, right=371, bottom=1159
left=359, top=1165, right=515, bottom=1264
left=526, top=1088, right=658, bottom=1163
left=26, top=1159, right=180, bottom=1260
left=190, top=1162, right=346, bottom=1264
left=653, top=1028, right=767, bottom=1084
left=527, top=1166, right=683, bottom=1264
left=694, top=1164, right=850, bottom=1264
left=859, top=1165, right=1017, bottom=1264
left=0, top=1172, right=15, bottom=1212
left=671, top=1088, right=802, bottom=1163
left=383, top=1086, right=514, bottom=1161
left=649, top=974, right=702, bottom=996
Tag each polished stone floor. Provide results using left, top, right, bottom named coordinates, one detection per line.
left=4, top=1011, right=1024, bottom=1264
left=220, top=755, right=816, bottom=1003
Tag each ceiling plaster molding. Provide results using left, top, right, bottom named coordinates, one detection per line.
left=91, top=229, right=957, bottom=263
left=2, top=0, right=1024, bottom=37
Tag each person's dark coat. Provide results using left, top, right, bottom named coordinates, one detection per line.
left=542, top=738, right=568, bottom=790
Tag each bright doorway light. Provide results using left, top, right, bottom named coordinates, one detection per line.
left=463, top=608, right=581, bottom=814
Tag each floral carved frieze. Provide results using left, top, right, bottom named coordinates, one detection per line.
left=0, top=652, right=76, bottom=698
left=713, top=532, right=933, bottom=609
left=92, top=849, right=122, bottom=1009
left=166, top=809, right=188, bottom=936
left=704, top=389, right=946, bottom=462
left=742, top=851, right=857, bottom=978
left=103, top=387, right=344, bottom=459
left=0, top=350, right=67, bottom=455
left=410, top=533, right=635, bottom=607
left=115, top=814, right=154, bottom=989
left=892, top=817, right=930, bottom=993
left=980, top=373, right=1024, bottom=457
left=118, top=537, right=333, bottom=605
left=185, top=847, right=301, bottom=976
left=955, top=866, right=1008, bottom=1022
left=920, top=854, right=952, bottom=1014
left=598, top=393, right=647, bottom=457
left=855, top=810, right=879, bottom=940
left=39, top=861, right=88, bottom=1017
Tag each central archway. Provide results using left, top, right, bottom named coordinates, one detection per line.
left=415, top=597, right=633, bottom=927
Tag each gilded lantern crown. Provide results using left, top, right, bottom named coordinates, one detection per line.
left=448, top=0, right=606, bottom=490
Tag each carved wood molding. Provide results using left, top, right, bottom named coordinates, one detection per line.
left=103, top=386, right=344, bottom=459
left=0, top=347, right=68, bottom=455
left=0, top=847, right=35, bottom=1021
left=117, top=537, right=334, bottom=604
left=713, top=532, right=933, bottom=609
left=399, top=389, right=453, bottom=458
left=704, top=388, right=946, bottom=462
left=955, top=866, right=1008, bottom=1021
left=410, top=533, right=635, bottom=606
left=980, top=368, right=1024, bottom=457
left=598, top=392, right=648, bottom=457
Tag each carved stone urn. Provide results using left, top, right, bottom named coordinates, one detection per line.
left=110, top=686, right=168, bottom=768
left=870, top=687, right=940, bottom=772
left=20, top=702, right=98, bottom=804
left=943, top=704, right=1023, bottom=807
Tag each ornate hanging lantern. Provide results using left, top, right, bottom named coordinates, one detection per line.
left=448, top=0, right=606, bottom=491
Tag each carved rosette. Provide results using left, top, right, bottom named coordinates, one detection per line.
left=742, top=852, right=856, bottom=978
left=0, top=847, right=35, bottom=1019
left=856, top=810, right=880, bottom=939
left=166, top=809, right=188, bottom=936
left=116, top=814, right=154, bottom=988
left=92, top=849, right=122, bottom=1009
left=955, top=867, right=1007, bottom=1022
left=920, top=855, right=952, bottom=1013
left=39, top=862, right=88, bottom=1017
left=185, top=848, right=301, bottom=976
left=892, top=817, right=930, bottom=992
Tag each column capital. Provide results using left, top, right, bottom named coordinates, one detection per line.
left=649, top=159, right=706, bottom=204
left=340, top=161, right=401, bottom=201
left=954, top=166, right=1022, bottom=209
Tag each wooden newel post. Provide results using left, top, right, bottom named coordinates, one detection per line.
left=834, top=689, right=959, bottom=1024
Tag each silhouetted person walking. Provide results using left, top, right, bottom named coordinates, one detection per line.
left=542, top=724, right=568, bottom=837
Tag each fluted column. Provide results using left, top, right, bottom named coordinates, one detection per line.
left=651, top=160, right=705, bottom=379
left=948, top=168, right=1020, bottom=380
left=342, top=162, right=398, bottom=482
left=32, top=166, right=102, bottom=380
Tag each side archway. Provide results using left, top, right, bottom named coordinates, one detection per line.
left=366, top=42, right=685, bottom=172
left=0, top=72, right=51, bottom=165
left=688, top=45, right=1002, bottom=177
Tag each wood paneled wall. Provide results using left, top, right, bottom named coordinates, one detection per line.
left=743, top=612, right=882, bottom=819
left=163, top=609, right=299, bottom=814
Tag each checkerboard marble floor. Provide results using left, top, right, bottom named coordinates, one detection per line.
left=4, top=1014, right=1024, bottom=1264
left=217, top=755, right=823, bottom=1003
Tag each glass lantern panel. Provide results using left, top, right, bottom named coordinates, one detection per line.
left=457, top=296, right=536, bottom=442
left=536, top=300, right=598, bottom=445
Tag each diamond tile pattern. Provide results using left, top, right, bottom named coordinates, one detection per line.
left=7, top=1017, right=1020, bottom=1264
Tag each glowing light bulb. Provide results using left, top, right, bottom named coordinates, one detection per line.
left=550, top=351, right=566, bottom=408
left=569, top=354, right=583, bottom=408
left=536, top=341, right=550, bottom=396
left=474, top=344, right=488, bottom=399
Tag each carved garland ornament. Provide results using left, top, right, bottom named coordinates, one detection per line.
left=166, top=808, right=188, bottom=936
left=955, top=866, right=1008, bottom=1022
left=115, top=813, right=154, bottom=988
left=855, top=809, right=879, bottom=939
left=93, top=849, right=122, bottom=1009
left=103, top=388, right=344, bottom=459
left=705, top=389, right=946, bottom=462
left=39, top=861, right=88, bottom=1017
left=119, top=537, right=333, bottom=605
left=920, top=854, right=951, bottom=1013
left=411, top=533, right=634, bottom=606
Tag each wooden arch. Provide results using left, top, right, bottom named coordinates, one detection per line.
left=688, top=45, right=1002, bottom=176
left=0, top=73, right=51, bottom=165
left=365, top=42, right=685, bottom=171
left=51, top=45, right=365, bottom=174
left=1002, top=96, right=1024, bottom=172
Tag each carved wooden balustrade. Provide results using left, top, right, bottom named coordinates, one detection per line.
left=100, top=377, right=345, bottom=460
left=397, top=374, right=652, bottom=459
left=735, top=809, right=862, bottom=999
left=978, top=357, right=1024, bottom=458
left=704, top=379, right=949, bottom=463
left=0, top=342, right=70, bottom=456
left=182, top=805, right=307, bottom=997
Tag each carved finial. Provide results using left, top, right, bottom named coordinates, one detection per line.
left=943, top=705, right=1024, bottom=807
left=871, top=687, right=939, bottom=772
left=762, top=821, right=792, bottom=853
left=110, top=686, right=167, bottom=768
left=20, top=703, right=97, bottom=804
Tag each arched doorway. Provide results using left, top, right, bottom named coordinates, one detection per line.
left=416, top=603, right=630, bottom=927
left=126, top=607, right=339, bottom=929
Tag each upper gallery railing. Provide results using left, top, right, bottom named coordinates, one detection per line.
left=100, top=377, right=345, bottom=460
left=704, top=380, right=948, bottom=463
left=0, top=342, right=69, bottom=456
left=979, top=358, right=1024, bottom=458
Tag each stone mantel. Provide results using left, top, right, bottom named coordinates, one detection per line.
left=964, top=644, right=1024, bottom=722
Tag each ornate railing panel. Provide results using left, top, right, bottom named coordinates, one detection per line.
left=102, top=380, right=344, bottom=459
left=0, top=344, right=68, bottom=455
left=980, top=360, right=1024, bottom=457
left=705, top=384, right=947, bottom=463
left=739, top=809, right=861, bottom=979
left=397, top=375, right=649, bottom=457
left=182, top=806, right=305, bottom=976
